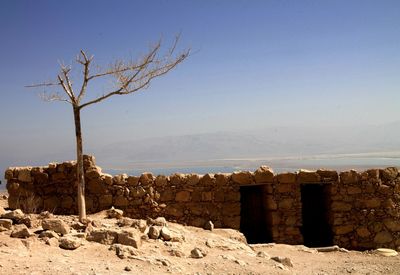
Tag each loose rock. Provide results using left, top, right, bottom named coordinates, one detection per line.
left=42, top=219, right=70, bottom=235
left=10, top=224, right=32, bottom=238
left=59, top=236, right=81, bottom=250
left=148, top=226, right=161, bottom=239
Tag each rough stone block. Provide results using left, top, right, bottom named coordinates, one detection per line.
left=215, top=174, right=230, bottom=185
left=334, top=225, right=353, bottom=235
left=155, top=175, right=168, bottom=187
left=118, top=230, right=141, bottom=248
left=175, top=191, right=191, bottom=202
left=297, top=169, right=321, bottom=183
left=316, top=169, right=338, bottom=181
left=139, top=172, right=154, bottom=186
left=187, top=174, right=200, bottom=185
left=201, top=192, right=213, bottom=202
left=276, top=183, right=294, bottom=193
left=383, top=220, right=400, bottom=232
left=199, top=174, right=215, bottom=186
left=356, top=227, right=371, bottom=238
left=276, top=172, right=296, bottom=184
left=362, top=198, right=381, bottom=208
left=331, top=202, right=352, bottom=211
left=115, top=196, right=129, bottom=207
left=340, top=170, right=360, bottom=184
left=231, top=171, right=253, bottom=185
left=381, top=167, right=398, bottom=181
left=374, top=231, right=393, bottom=244
left=99, top=195, right=113, bottom=208
left=254, top=166, right=274, bottom=183
left=18, top=169, right=32, bottom=183
left=278, top=198, right=294, bottom=210
left=170, top=173, right=186, bottom=186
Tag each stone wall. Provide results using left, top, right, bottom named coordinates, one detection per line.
left=3, top=155, right=400, bottom=250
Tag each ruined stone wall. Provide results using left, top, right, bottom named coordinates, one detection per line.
left=3, top=156, right=400, bottom=250
left=330, top=168, right=400, bottom=250
left=4, top=156, right=243, bottom=230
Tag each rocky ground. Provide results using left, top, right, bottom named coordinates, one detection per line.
left=0, top=191, right=400, bottom=275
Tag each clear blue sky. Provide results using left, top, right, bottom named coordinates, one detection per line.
left=0, top=0, right=399, bottom=173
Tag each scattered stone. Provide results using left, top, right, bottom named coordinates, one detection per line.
left=374, top=248, right=398, bottom=257
left=39, top=211, right=53, bottom=219
left=147, top=217, right=167, bottom=227
left=45, top=237, right=59, bottom=247
left=39, top=230, right=60, bottom=239
left=86, top=228, right=120, bottom=245
left=59, top=236, right=81, bottom=250
left=70, top=222, right=86, bottom=231
left=124, top=266, right=132, bottom=271
left=234, top=259, right=247, bottom=266
left=0, top=206, right=6, bottom=216
left=118, top=230, right=141, bottom=248
left=204, top=220, right=214, bottom=231
left=117, top=218, right=134, bottom=227
left=106, top=207, right=124, bottom=219
left=42, top=219, right=70, bottom=235
left=256, top=251, right=270, bottom=258
left=131, top=219, right=147, bottom=233
left=110, top=244, right=139, bottom=259
left=0, top=219, right=13, bottom=230
left=2, top=209, right=25, bottom=222
left=271, top=256, right=293, bottom=267
left=160, top=227, right=172, bottom=241
left=148, top=226, right=161, bottom=239
left=191, top=248, right=206, bottom=259
left=169, top=249, right=185, bottom=257
left=10, top=224, right=32, bottom=238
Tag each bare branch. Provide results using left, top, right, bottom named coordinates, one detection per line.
left=79, top=38, right=190, bottom=109
left=25, top=82, right=59, bottom=88
left=77, top=50, right=93, bottom=103
left=39, top=91, right=72, bottom=104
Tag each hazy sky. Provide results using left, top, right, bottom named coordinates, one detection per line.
left=0, top=0, right=399, bottom=172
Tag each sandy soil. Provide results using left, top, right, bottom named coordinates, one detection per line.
left=0, top=191, right=399, bottom=275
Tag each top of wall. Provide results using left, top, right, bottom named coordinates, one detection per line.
left=4, top=155, right=399, bottom=186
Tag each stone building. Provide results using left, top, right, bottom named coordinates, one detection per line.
left=4, top=155, right=400, bottom=250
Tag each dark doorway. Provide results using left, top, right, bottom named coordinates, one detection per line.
left=301, top=184, right=333, bottom=247
left=240, top=185, right=272, bottom=244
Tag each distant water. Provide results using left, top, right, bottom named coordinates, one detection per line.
left=103, top=157, right=400, bottom=176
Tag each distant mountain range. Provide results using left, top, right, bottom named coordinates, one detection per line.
left=92, top=121, right=400, bottom=170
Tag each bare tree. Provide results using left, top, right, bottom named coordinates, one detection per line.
left=27, top=36, right=190, bottom=222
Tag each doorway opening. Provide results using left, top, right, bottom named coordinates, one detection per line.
left=240, top=185, right=272, bottom=244
left=301, top=184, right=333, bottom=247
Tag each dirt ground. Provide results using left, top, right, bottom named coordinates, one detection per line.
left=0, top=191, right=400, bottom=275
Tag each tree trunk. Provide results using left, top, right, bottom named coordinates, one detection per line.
left=73, top=106, right=86, bottom=222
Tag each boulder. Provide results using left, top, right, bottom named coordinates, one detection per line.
left=39, top=230, right=60, bottom=239
left=160, top=227, right=172, bottom=241
left=86, top=228, right=119, bottom=245
left=148, top=226, right=161, bottom=239
left=117, top=230, right=141, bottom=248
left=271, top=256, right=293, bottom=267
left=147, top=217, right=167, bottom=227
left=10, top=224, right=32, bottom=238
left=0, top=219, right=13, bottom=230
left=45, top=237, right=59, bottom=247
left=191, top=248, right=206, bottom=258
left=2, top=209, right=25, bottom=222
left=204, top=221, right=214, bottom=231
left=132, top=219, right=147, bottom=233
left=59, top=236, right=81, bottom=250
left=110, top=244, right=139, bottom=259
left=42, top=219, right=70, bottom=235
left=106, top=207, right=124, bottom=219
